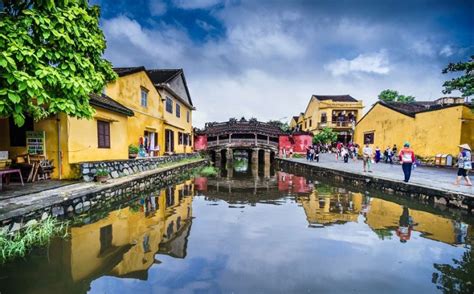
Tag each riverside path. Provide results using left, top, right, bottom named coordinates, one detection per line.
left=282, top=153, right=473, bottom=197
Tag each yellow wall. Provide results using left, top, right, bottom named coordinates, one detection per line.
left=0, top=107, right=131, bottom=180
left=161, top=87, right=194, bottom=154
left=67, top=108, right=129, bottom=164
left=0, top=113, right=70, bottom=179
left=354, top=104, right=471, bottom=157
left=105, top=71, right=165, bottom=154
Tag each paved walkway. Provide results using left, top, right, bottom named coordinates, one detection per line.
left=285, top=154, right=473, bottom=196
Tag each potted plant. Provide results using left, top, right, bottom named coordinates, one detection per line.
left=95, top=169, right=109, bottom=183
left=129, top=144, right=139, bottom=159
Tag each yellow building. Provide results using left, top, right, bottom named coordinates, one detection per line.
left=299, top=95, right=364, bottom=143
left=289, top=113, right=304, bottom=131
left=109, top=67, right=166, bottom=156
left=147, top=69, right=195, bottom=154
left=0, top=66, right=196, bottom=179
left=0, top=94, right=134, bottom=179
left=354, top=99, right=474, bottom=158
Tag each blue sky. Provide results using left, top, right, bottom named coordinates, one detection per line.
left=92, top=0, right=474, bottom=127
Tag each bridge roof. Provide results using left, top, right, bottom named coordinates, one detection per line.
left=199, top=119, right=282, bottom=136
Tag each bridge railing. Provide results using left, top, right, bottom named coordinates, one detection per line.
left=207, top=138, right=278, bottom=148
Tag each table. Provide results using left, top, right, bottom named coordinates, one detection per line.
left=0, top=169, right=24, bottom=191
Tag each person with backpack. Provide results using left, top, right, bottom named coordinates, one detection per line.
left=454, top=144, right=472, bottom=186
left=399, top=142, right=415, bottom=182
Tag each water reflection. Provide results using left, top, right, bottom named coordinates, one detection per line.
left=1, top=171, right=473, bottom=294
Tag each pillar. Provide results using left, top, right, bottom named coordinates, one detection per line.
left=251, top=148, right=259, bottom=178
left=229, top=133, right=232, bottom=143
left=215, top=149, right=222, bottom=168
left=263, top=150, right=271, bottom=178
left=226, top=148, right=233, bottom=163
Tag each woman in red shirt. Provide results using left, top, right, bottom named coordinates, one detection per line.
left=399, top=142, right=415, bottom=182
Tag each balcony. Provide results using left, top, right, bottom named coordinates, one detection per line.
left=317, top=121, right=355, bottom=130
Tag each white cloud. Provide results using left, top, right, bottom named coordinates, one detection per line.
left=412, top=39, right=436, bottom=57
left=196, top=19, right=216, bottom=31
left=149, top=0, right=167, bottom=16
left=439, top=45, right=454, bottom=57
left=172, top=0, right=222, bottom=9
left=325, top=50, right=390, bottom=76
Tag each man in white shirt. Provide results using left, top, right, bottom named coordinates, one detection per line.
left=362, top=143, right=373, bottom=173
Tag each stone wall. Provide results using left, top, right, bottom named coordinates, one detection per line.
left=1, top=160, right=207, bottom=234
left=277, top=159, right=474, bottom=212
left=79, top=153, right=200, bottom=182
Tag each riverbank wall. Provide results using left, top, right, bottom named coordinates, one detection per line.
left=277, top=158, right=474, bottom=213
left=1, top=159, right=207, bottom=233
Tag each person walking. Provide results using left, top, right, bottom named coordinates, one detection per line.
left=454, top=144, right=472, bottom=186
left=399, top=142, right=415, bottom=182
left=362, top=143, right=373, bottom=172
left=392, top=144, right=398, bottom=163
left=374, top=147, right=381, bottom=163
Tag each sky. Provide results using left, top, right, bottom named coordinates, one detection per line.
left=91, top=0, right=474, bottom=127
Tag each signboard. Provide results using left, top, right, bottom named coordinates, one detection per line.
left=26, top=131, right=46, bottom=155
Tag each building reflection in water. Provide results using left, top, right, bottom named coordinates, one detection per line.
left=198, top=170, right=472, bottom=247
left=67, top=179, right=195, bottom=283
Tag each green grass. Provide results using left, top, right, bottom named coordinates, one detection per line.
left=0, top=216, right=68, bottom=264
left=199, top=166, right=218, bottom=177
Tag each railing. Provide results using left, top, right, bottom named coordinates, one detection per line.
left=207, top=138, right=278, bottom=147
left=318, top=121, right=355, bottom=129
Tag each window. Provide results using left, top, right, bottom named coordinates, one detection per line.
left=320, top=113, right=327, bottom=123
left=309, top=119, right=312, bottom=127
left=166, top=97, right=173, bottom=113
left=99, top=225, right=113, bottom=254
left=187, top=111, right=190, bottom=123
left=9, top=116, right=34, bottom=147
left=364, top=132, right=374, bottom=144
left=97, top=120, right=110, bottom=148
left=178, top=132, right=183, bottom=145
left=141, top=88, right=148, bottom=107
left=304, top=121, right=307, bottom=129
left=176, top=103, right=181, bottom=118
left=188, top=135, right=192, bottom=146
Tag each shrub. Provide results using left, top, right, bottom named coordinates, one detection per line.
left=95, top=169, right=109, bottom=177
left=128, top=144, right=139, bottom=154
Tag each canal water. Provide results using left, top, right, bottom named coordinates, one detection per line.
left=1, top=164, right=473, bottom=293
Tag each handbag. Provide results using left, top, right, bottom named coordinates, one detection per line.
left=464, top=160, right=472, bottom=170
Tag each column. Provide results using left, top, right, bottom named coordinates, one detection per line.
left=215, top=149, right=222, bottom=168
left=263, top=150, right=271, bottom=178
left=251, top=148, right=259, bottom=178
left=229, top=133, right=232, bottom=143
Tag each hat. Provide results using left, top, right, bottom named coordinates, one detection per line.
left=459, top=143, right=471, bottom=151
left=404, top=142, right=410, bottom=147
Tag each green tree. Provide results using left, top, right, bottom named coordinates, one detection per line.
left=378, top=89, right=399, bottom=102
left=0, top=0, right=116, bottom=126
left=313, top=127, right=337, bottom=144
left=267, top=120, right=290, bottom=132
left=442, top=55, right=474, bottom=98
left=378, top=89, right=416, bottom=103
left=432, top=247, right=474, bottom=293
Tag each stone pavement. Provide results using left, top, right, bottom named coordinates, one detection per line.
left=286, top=154, right=474, bottom=197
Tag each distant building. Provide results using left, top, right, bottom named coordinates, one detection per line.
left=354, top=99, right=474, bottom=157
left=297, top=94, right=364, bottom=143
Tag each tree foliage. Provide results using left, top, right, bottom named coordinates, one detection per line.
left=378, top=89, right=415, bottom=103
left=0, top=0, right=117, bottom=126
left=432, top=247, right=474, bottom=293
left=267, top=120, right=290, bottom=132
left=442, top=55, right=474, bottom=98
left=313, top=127, right=337, bottom=144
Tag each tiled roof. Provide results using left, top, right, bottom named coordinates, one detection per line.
left=292, top=116, right=299, bottom=121
left=147, top=69, right=182, bottom=84
left=113, top=67, right=146, bottom=77
left=380, top=101, right=431, bottom=116
left=89, top=93, right=134, bottom=116
left=313, top=95, right=359, bottom=102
